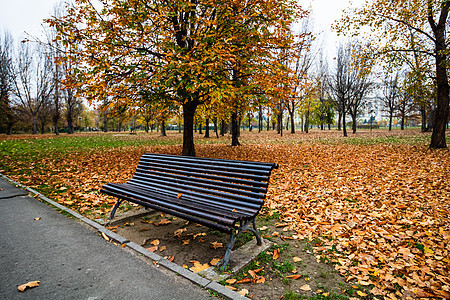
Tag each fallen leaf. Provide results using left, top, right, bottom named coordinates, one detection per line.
left=182, top=239, right=190, bottom=245
left=258, top=226, right=268, bottom=230
left=17, top=281, right=40, bottom=292
left=273, top=249, right=280, bottom=260
left=256, top=276, right=266, bottom=284
left=101, top=232, right=110, bottom=241
left=210, top=241, right=223, bottom=249
left=300, top=284, right=311, bottom=291
left=286, top=275, right=302, bottom=280
left=177, top=193, right=183, bottom=199
left=356, top=291, right=367, bottom=297
left=174, top=228, right=187, bottom=237
left=150, top=239, right=160, bottom=246
left=248, top=270, right=257, bottom=279
left=168, top=255, right=175, bottom=262
left=253, top=267, right=264, bottom=273
left=293, top=257, right=302, bottom=262
left=197, top=238, right=206, bottom=243
left=189, top=261, right=209, bottom=273
left=146, top=246, right=158, bottom=252
left=182, top=264, right=188, bottom=269
left=34, top=217, right=41, bottom=221
left=225, top=285, right=237, bottom=291
left=226, top=279, right=237, bottom=284
left=238, top=289, right=249, bottom=296
left=210, top=258, right=221, bottom=266
left=236, top=278, right=252, bottom=284
left=159, top=246, right=167, bottom=252
left=154, top=219, right=171, bottom=226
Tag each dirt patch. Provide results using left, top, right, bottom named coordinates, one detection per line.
left=111, top=209, right=354, bottom=299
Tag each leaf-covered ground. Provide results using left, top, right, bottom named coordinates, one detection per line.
left=0, top=130, right=448, bottom=299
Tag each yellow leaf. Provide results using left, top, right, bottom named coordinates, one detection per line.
left=189, top=261, right=210, bottom=273
left=34, top=217, right=41, bottom=221
left=357, top=291, right=367, bottom=297
left=151, top=239, right=160, bottom=246
left=210, top=241, right=223, bottom=249
left=293, top=257, right=302, bottom=262
left=159, top=246, right=167, bottom=252
left=101, top=232, right=110, bottom=241
left=273, top=249, right=280, bottom=260
left=174, top=228, right=187, bottom=237
left=18, top=281, right=40, bottom=292
left=177, top=193, right=183, bottom=199
left=210, top=258, right=221, bottom=266
left=182, top=239, right=190, bottom=245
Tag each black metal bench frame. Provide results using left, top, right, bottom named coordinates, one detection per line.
left=100, top=153, right=278, bottom=268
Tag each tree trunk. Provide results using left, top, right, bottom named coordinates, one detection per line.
left=342, top=109, right=347, bottom=137
left=429, top=3, right=449, bottom=148
left=182, top=101, right=198, bottom=156
left=160, top=120, right=167, bottom=137
left=389, top=114, right=393, bottom=131
left=231, top=112, right=240, bottom=146
left=199, top=120, right=203, bottom=135
left=213, top=118, right=219, bottom=138
left=337, top=111, right=342, bottom=131
left=220, top=119, right=225, bottom=136
left=68, top=114, right=74, bottom=134
left=32, top=115, right=38, bottom=134
left=103, top=112, right=108, bottom=132
left=304, top=112, right=309, bottom=134
left=290, top=111, right=295, bottom=133
left=204, top=118, right=210, bottom=138
left=352, top=111, right=357, bottom=134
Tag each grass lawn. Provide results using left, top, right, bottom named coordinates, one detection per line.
left=0, top=129, right=449, bottom=299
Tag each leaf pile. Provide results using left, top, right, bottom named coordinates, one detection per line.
left=1, top=132, right=448, bottom=299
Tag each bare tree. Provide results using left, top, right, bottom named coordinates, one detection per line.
left=380, top=72, right=401, bottom=131
left=0, top=32, right=17, bottom=135
left=12, top=42, right=53, bottom=134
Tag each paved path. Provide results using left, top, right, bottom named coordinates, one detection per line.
left=0, top=177, right=213, bottom=299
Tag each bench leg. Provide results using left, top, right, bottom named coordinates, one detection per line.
left=110, top=200, right=124, bottom=219
left=220, top=219, right=262, bottom=270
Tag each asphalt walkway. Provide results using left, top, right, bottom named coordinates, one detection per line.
left=0, top=177, right=214, bottom=299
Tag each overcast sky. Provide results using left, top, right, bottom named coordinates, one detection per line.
left=0, top=0, right=360, bottom=56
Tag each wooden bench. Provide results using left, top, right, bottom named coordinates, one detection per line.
left=100, top=153, right=278, bottom=268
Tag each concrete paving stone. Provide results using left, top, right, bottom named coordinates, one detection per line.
left=126, top=241, right=162, bottom=262
left=98, top=227, right=129, bottom=244
left=158, top=258, right=211, bottom=287
left=206, top=281, right=249, bottom=300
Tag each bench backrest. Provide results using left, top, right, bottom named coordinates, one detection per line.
left=127, top=153, right=278, bottom=221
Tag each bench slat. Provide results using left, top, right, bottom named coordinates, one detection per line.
left=136, top=169, right=268, bottom=194
left=143, top=153, right=278, bottom=169
left=140, top=156, right=273, bottom=176
left=125, top=180, right=259, bottom=216
left=101, top=187, right=233, bottom=233
left=138, top=161, right=270, bottom=181
left=103, top=183, right=245, bottom=225
left=133, top=170, right=266, bottom=199
left=136, top=164, right=269, bottom=188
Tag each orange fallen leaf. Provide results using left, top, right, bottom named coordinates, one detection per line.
left=248, top=270, right=257, bottom=279
left=210, top=258, right=221, bottom=266
left=293, top=257, right=302, bottom=262
left=273, top=249, right=280, bottom=260
left=34, top=217, right=41, bottom=221
left=150, top=239, right=160, bottom=246
left=237, top=289, right=249, bottom=296
left=168, top=255, right=175, bottom=262
left=177, top=193, right=183, bottom=199
left=286, top=275, right=302, bottom=280
left=253, top=267, right=264, bottom=273
left=182, top=239, right=190, bottom=245
left=225, top=285, right=237, bottom=291
left=236, top=278, right=252, bottom=284
left=256, top=276, right=266, bottom=284
left=146, top=246, right=158, bottom=252
left=226, top=278, right=237, bottom=284
left=17, top=281, right=40, bottom=292
left=159, top=246, right=167, bottom=252
left=174, top=228, right=187, bottom=237
left=210, top=241, right=223, bottom=249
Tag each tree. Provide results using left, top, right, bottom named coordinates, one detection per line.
left=12, top=42, right=53, bottom=134
left=380, top=72, right=402, bottom=131
left=335, top=0, right=449, bottom=148
left=47, top=0, right=304, bottom=156
left=0, top=32, right=17, bottom=135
